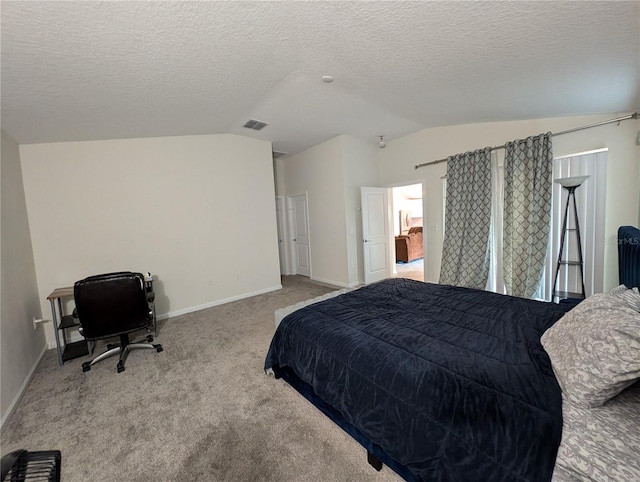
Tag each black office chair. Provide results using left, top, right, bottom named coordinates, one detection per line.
left=74, top=271, right=163, bottom=373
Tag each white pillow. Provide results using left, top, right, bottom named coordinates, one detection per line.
left=609, top=284, right=640, bottom=312
left=541, top=292, right=640, bottom=408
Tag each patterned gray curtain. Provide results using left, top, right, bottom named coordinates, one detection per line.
left=439, top=148, right=492, bottom=289
left=503, top=132, right=553, bottom=298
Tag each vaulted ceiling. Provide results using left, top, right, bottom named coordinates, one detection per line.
left=2, top=1, right=638, bottom=157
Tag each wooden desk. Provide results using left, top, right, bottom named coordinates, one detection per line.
left=47, top=287, right=89, bottom=365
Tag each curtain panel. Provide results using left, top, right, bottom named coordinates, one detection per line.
left=503, top=132, right=553, bottom=298
left=439, top=148, right=492, bottom=289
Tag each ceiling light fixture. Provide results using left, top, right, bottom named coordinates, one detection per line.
left=378, top=136, right=386, bottom=149
left=321, top=75, right=334, bottom=83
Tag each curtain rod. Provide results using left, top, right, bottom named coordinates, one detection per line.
left=414, top=112, right=639, bottom=170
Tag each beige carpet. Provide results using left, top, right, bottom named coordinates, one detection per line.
left=1, top=276, right=401, bottom=482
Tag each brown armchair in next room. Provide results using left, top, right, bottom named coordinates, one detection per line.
left=395, top=226, right=423, bottom=263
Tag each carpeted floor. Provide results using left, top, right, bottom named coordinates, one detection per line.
left=1, top=276, right=401, bottom=482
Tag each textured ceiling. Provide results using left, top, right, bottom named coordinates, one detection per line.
left=1, top=1, right=639, bottom=156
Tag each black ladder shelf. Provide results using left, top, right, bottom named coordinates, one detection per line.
left=552, top=184, right=586, bottom=302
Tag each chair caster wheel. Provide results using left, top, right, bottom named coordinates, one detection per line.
left=117, top=363, right=125, bottom=373
left=147, top=335, right=154, bottom=343
left=82, top=363, right=91, bottom=372
left=155, top=344, right=163, bottom=353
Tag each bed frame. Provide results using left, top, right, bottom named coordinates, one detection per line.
left=276, top=365, right=419, bottom=481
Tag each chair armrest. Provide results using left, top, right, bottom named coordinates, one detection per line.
left=1, top=450, right=27, bottom=480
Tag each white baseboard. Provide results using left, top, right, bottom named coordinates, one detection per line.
left=0, top=343, right=48, bottom=431
left=156, top=284, right=283, bottom=321
left=309, top=276, right=360, bottom=289
left=45, top=286, right=284, bottom=346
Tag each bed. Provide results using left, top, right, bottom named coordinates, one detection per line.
left=548, top=226, right=640, bottom=481
left=265, top=226, right=640, bottom=481
left=552, top=383, right=640, bottom=481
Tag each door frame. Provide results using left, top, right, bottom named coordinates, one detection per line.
left=287, top=192, right=312, bottom=277
left=275, top=195, right=289, bottom=275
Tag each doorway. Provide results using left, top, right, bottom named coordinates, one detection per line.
left=391, top=183, right=424, bottom=282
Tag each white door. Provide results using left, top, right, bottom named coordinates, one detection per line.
left=275, top=196, right=287, bottom=275
left=361, top=187, right=392, bottom=284
left=289, top=194, right=311, bottom=277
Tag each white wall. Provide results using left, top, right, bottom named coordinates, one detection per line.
left=341, top=136, right=380, bottom=286
left=283, top=136, right=350, bottom=286
left=274, top=157, right=286, bottom=196
left=280, top=135, right=378, bottom=287
left=392, top=188, right=423, bottom=236
left=1, top=130, right=46, bottom=426
left=379, top=113, right=640, bottom=290
left=20, top=134, right=281, bottom=346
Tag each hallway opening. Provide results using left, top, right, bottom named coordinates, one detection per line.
left=391, top=183, right=424, bottom=282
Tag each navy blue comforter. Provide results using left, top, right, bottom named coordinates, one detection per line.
left=265, top=279, right=570, bottom=481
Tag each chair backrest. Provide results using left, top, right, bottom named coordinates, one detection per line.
left=74, top=271, right=151, bottom=340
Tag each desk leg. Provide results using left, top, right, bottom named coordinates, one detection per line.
left=50, top=299, right=63, bottom=366
left=152, top=302, right=158, bottom=337
left=57, top=299, right=68, bottom=346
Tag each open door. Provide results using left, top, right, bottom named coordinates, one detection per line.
left=361, top=187, right=392, bottom=284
